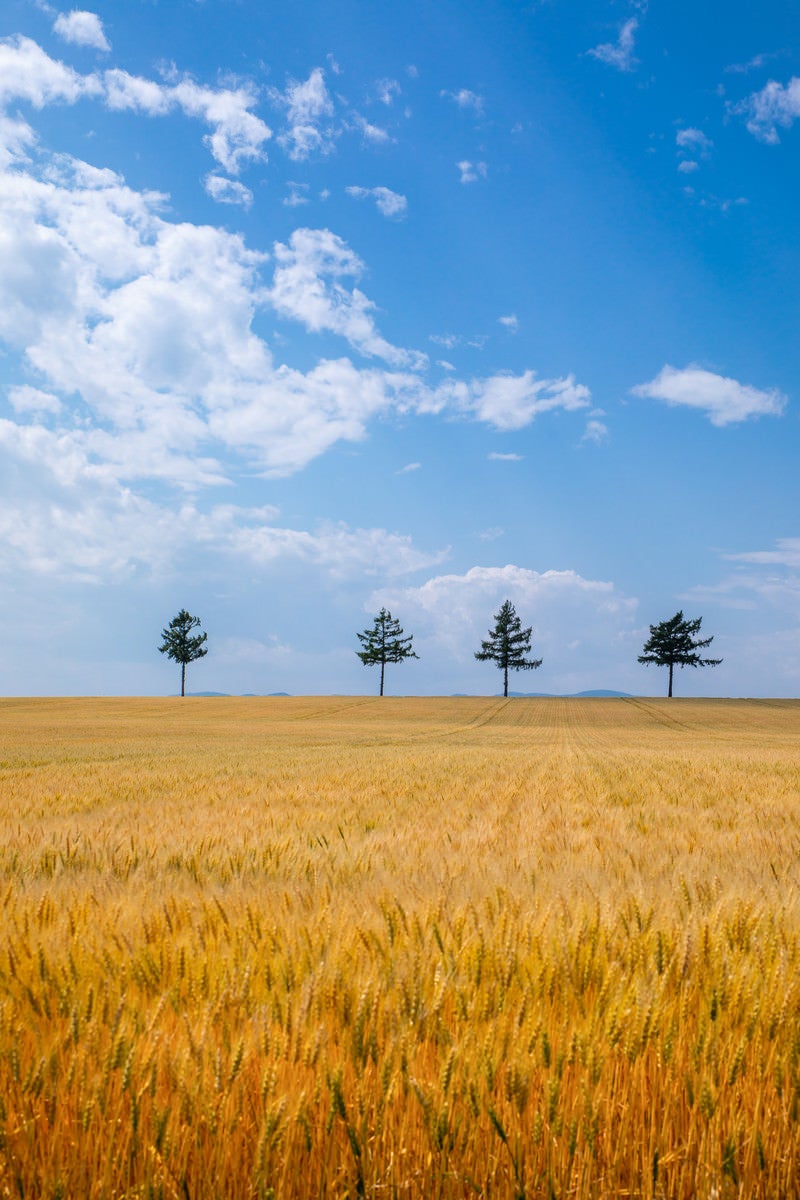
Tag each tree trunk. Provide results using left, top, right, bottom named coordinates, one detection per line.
left=668, top=661, right=673, bottom=698
left=504, top=664, right=508, bottom=698
left=181, top=662, right=186, bottom=698
left=380, top=659, right=385, bottom=697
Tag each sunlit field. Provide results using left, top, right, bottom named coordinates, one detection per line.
left=1, top=695, right=800, bottom=1198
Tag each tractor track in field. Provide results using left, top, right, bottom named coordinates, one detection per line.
left=285, top=698, right=377, bottom=723
left=620, top=696, right=695, bottom=732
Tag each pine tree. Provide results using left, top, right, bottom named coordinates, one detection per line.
left=356, top=608, right=418, bottom=696
left=475, top=599, right=542, bottom=698
left=158, top=609, right=208, bottom=697
left=638, top=610, right=721, bottom=697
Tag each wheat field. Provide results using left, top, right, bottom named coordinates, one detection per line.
left=1, top=695, right=799, bottom=1198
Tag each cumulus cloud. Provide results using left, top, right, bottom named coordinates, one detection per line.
left=738, top=76, right=800, bottom=143
left=632, top=365, right=787, bottom=425
left=53, top=10, right=110, bottom=52
left=0, top=35, right=271, bottom=173
left=444, top=371, right=591, bottom=431
left=204, top=174, right=253, bottom=208
left=8, top=385, right=63, bottom=414
left=372, top=564, right=638, bottom=691
left=346, top=185, right=407, bottom=218
left=0, top=34, right=101, bottom=108
left=271, top=67, right=337, bottom=160
left=268, top=227, right=425, bottom=367
left=676, top=127, right=713, bottom=155
left=0, top=85, right=594, bottom=600
left=588, top=19, right=638, bottom=72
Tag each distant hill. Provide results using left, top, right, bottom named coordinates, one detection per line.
left=185, top=691, right=292, bottom=697
left=506, top=690, right=631, bottom=699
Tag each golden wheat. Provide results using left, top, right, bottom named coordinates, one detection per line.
left=1, top=695, right=799, bottom=1197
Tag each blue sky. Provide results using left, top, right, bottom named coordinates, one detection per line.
left=1, top=0, right=799, bottom=697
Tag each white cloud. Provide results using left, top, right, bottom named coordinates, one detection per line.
left=449, top=371, right=591, bottom=431
left=442, top=89, right=484, bottom=115
left=632, top=365, right=787, bottom=426
left=271, top=67, right=336, bottom=160
left=268, top=227, right=425, bottom=367
left=581, top=418, right=608, bottom=444
left=0, top=36, right=270, bottom=173
left=8, top=385, right=62, bottom=414
left=488, top=451, right=523, bottom=461
left=725, top=53, right=768, bottom=75
left=724, top=537, right=800, bottom=569
left=588, top=19, right=638, bottom=72
left=376, top=78, right=401, bottom=105
left=738, top=77, right=800, bottom=143
left=346, top=185, right=407, bottom=218
left=104, top=72, right=271, bottom=174
left=0, top=435, right=446, bottom=581
left=373, top=565, right=638, bottom=691
left=676, top=127, right=713, bottom=155
left=350, top=113, right=393, bottom=144
left=676, top=127, right=712, bottom=174
left=498, top=313, right=519, bottom=333
left=204, top=174, right=253, bottom=208
left=53, top=11, right=110, bottom=52
left=0, top=104, right=592, bottom=523
left=283, top=181, right=310, bottom=207
left=397, top=461, right=421, bottom=473
left=0, top=34, right=101, bottom=108
left=457, top=160, right=487, bottom=184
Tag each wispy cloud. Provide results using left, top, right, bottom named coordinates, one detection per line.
left=633, top=365, right=787, bottom=425
left=457, top=160, right=487, bottom=184
left=376, top=78, right=401, bottom=105
left=397, top=461, right=421, bottom=474
left=588, top=18, right=638, bottom=72
left=488, top=451, right=523, bottom=461
left=498, top=314, right=519, bottom=333
left=349, top=112, right=393, bottom=144
left=441, top=88, right=484, bottom=115
left=581, top=418, right=608, bottom=445
left=346, top=185, right=407, bottom=218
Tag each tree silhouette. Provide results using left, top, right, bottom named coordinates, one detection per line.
left=159, top=609, right=208, bottom=697
left=638, top=610, right=721, bottom=697
left=356, top=608, right=418, bottom=696
left=475, top=599, right=542, bottom=698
